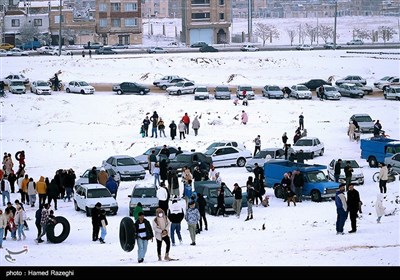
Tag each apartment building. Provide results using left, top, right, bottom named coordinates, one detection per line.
left=181, top=0, right=232, bottom=45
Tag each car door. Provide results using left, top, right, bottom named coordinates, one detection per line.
left=314, top=138, right=322, bottom=154
left=69, top=81, right=77, bottom=93
left=214, top=147, right=237, bottom=167
left=75, top=185, right=86, bottom=209
left=183, top=82, right=195, bottom=94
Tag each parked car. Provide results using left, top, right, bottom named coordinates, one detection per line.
left=354, top=82, right=373, bottom=94
left=204, top=146, right=252, bottom=168
left=236, top=85, right=255, bottom=100
left=214, top=85, right=231, bottom=100
left=190, top=41, right=208, bottom=48
left=166, top=151, right=212, bottom=175
left=204, top=140, right=247, bottom=152
left=296, top=44, right=313, bottom=50
left=0, top=43, right=14, bottom=50
left=37, top=46, right=54, bottom=54
left=301, top=79, right=331, bottom=91
left=374, top=76, right=396, bottom=89
left=384, top=153, right=400, bottom=174
left=166, top=81, right=196, bottom=95
left=50, top=46, right=72, bottom=56
left=30, top=80, right=52, bottom=95
left=128, top=184, right=159, bottom=216
left=83, top=42, right=103, bottom=49
left=349, top=114, right=375, bottom=134
left=347, top=39, right=364, bottom=45
left=65, top=80, right=95, bottom=94
left=111, top=43, right=129, bottom=49
left=323, top=42, right=342, bottom=49
left=134, top=145, right=182, bottom=169
left=75, top=167, right=116, bottom=185
left=95, top=47, right=117, bottom=55
left=7, top=48, right=29, bottom=56
left=153, top=75, right=180, bottom=87
left=158, top=77, right=191, bottom=90
left=112, top=82, right=150, bottom=95
left=199, top=45, right=218, bottom=52
left=245, top=148, right=285, bottom=172
left=73, top=183, right=118, bottom=216
left=384, top=86, right=400, bottom=100
left=147, top=47, right=168, bottom=54
left=337, top=83, right=364, bottom=98
left=317, top=85, right=341, bottom=100
left=3, top=74, right=29, bottom=85
left=292, top=137, right=324, bottom=158
left=8, top=81, right=26, bottom=94
left=262, top=85, right=284, bottom=99
left=240, top=45, right=259, bottom=52
left=374, top=76, right=399, bottom=90
left=194, top=180, right=247, bottom=215
left=0, top=49, right=7, bottom=56
left=328, top=159, right=364, bottom=185
left=289, top=84, right=312, bottom=99
left=102, top=155, right=146, bottom=181
left=335, top=75, right=367, bottom=86
left=194, top=85, right=210, bottom=100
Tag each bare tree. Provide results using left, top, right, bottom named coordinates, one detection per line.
left=318, top=25, right=334, bottom=43
left=378, top=26, right=397, bottom=43
left=254, top=23, right=279, bottom=46
left=19, top=23, right=40, bottom=44
left=286, top=28, right=297, bottom=46
left=303, top=23, right=317, bottom=44
left=352, top=27, right=372, bottom=41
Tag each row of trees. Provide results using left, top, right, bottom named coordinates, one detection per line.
left=253, top=22, right=398, bottom=46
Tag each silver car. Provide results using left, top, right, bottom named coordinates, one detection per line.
left=318, top=85, right=341, bottom=100
left=289, top=84, right=312, bottom=99
left=134, top=146, right=181, bottom=169
left=262, top=85, right=284, bottom=99
left=384, top=153, right=400, bottom=173
left=214, top=85, right=231, bottom=100
left=102, top=155, right=146, bottom=181
left=128, top=183, right=159, bottom=216
left=245, top=148, right=285, bottom=172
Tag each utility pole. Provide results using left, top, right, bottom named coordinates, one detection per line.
left=247, top=0, right=252, bottom=42
left=333, top=0, right=338, bottom=49
left=58, top=0, right=62, bottom=55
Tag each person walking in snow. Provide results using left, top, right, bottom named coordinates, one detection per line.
left=192, top=115, right=200, bottom=136
left=299, top=113, right=304, bottom=130
left=181, top=113, right=190, bottom=135
left=185, top=200, right=200, bottom=246
left=152, top=208, right=172, bottom=261
left=375, top=193, right=386, bottom=223
left=178, top=120, right=186, bottom=140
left=169, top=120, right=177, bottom=140
left=135, top=211, right=153, bottom=263
left=335, top=184, right=348, bottom=235
left=241, top=110, right=248, bottom=125
left=253, top=135, right=261, bottom=156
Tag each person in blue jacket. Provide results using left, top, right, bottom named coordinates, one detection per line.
left=335, top=184, right=348, bottom=235
left=105, top=175, right=118, bottom=198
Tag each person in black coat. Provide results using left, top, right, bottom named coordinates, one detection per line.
left=159, top=159, right=168, bottom=183
left=292, top=170, right=305, bottom=202
left=215, top=183, right=226, bottom=217
left=88, top=166, right=98, bottom=184
left=196, top=193, right=208, bottom=231
left=169, top=120, right=177, bottom=140
left=91, top=202, right=102, bottom=241
left=347, top=184, right=361, bottom=233
left=334, top=159, right=342, bottom=182
left=142, top=116, right=150, bottom=137
left=280, top=172, right=292, bottom=202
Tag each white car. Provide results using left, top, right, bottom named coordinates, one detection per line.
left=153, top=75, right=180, bottom=86
left=75, top=167, right=116, bottom=185
left=328, top=159, right=364, bottom=185
left=8, top=81, right=26, bottom=94
left=194, top=86, right=210, bottom=100
left=166, top=81, right=196, bottom=95
left=214, top=85, right=231, bottom=100
left=73, top=183, right=118, bottom=217
left=102, top=155, right=146, bottom=181
left=240, top=45, right=259, bottom=52
left=384, top=86, right=400, bottom=100
left=290, top=84, right=312, bottom=99
left=292, top=137, right=324, bottom=158
left=30, top=80, right=52, bottom=95
left=65, top=80, right=95, bottom=94
left=318, top=85, right=341, bottom=100
left=296, top=44, right=314, bottom=50
left=204, top=146, right=252, bottom=168
left=262, top=85, right=284, bottom=99
left=204, top=140, right=247, bottom=152
left=236, top=85, right=255, bottom=100
left=3, top=74, right=30, bottom=85
left=7, top=48, right=29, bottom=56
left=147, top=47, right=168, bottom=54
left=245, top=148, right=286, bottom=172
left=134, top=146, right=182, bottom=169
left=51, top=47, right=72, bottom=56
left=384, top=153, right=400, bottom=174
left=37, top=46, right=54, bottom=55
left=0, top=49, right=8, bottom=56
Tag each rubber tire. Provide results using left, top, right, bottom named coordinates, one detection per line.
left=274, top=185, right=284, bottom=199
left=368, top=156, right=378, bottom=168
left=237, top=157, right=246, bottom=167
left=311, top=190, right=322, bottom=202
left=66, top=88, right=70, bottom=93
left=372, top=172, right=380, bottom=182
left=46, top=216, right=70, bottom=244
left=119, top=217, right=136, bottom=252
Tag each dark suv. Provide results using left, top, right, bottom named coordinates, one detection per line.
left=167, top=152, right=212, bottom=175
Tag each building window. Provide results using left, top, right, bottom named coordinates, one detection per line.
left=99, top=3, right=107, bottom=12
left=111, top=3, right=121, bottom=12
left=219, top=13, right=224, bottom=20
left=192, top=13, right=210, bottom=20
left=99, top=18, right=107, bottom=28
left=11, top=19, right=20, bottom=27
left=125, top=3, right=138, bottom=11
left=125, top=18, right=138, bottom=27
left=191, top=0, right=210, bottom=4
left=33, top=19, right=42, bottom=26
left=219, top=0, right=225, bottom=5
left=55, top=15, right=64, bottom=24
left=112, top=19, right=121, bottom=27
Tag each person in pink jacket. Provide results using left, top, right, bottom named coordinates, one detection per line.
left=241, top=110, right=248, bottom=125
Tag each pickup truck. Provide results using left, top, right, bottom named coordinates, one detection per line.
left=263, top=159, right=340, bottom=202
left=360, top=137, right=400, bottom=167
left=166, top=151, right=212, bottom=176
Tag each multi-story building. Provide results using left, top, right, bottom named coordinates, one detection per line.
left=96, top=0, right=142, bottom=45
left=181, top=0, right=232, bottom=45
left=141, top=0, right=169, bottom=18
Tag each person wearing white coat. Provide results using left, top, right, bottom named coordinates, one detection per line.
left=375, top=193, right=386, bottom=223
left=1, top=177, right=11, bottom=206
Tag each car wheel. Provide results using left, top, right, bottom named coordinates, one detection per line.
left=161, top=85, right=167, bottom=90
left=311, top=190, right=322, bottom=202
left=74, top=200, right=80, bottom=211
left=319, top=149, right=324, bottom=156
left=274, top=184, right=284, bottom=199
left=117, top=90, right=123, bottom=95
left=177, top=90, right=181, bottom=95
left=30, top=87, right=33, bottom=93
left=368, top=156, right=378, bottom=168
left=237, top=157, right=246, bottom=167
left=66, top=88, right=71, bottom=93
left=139, top=90, right=144, bottom=95
left=119, top=217, right=136, bottom=252
left=207, top=206, right=215, bottom=215
left=80, top=90, right=85, bottom=94
left=46, top=216, right=71, bottom=244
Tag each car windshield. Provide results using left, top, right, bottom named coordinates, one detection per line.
left=171, top=154, right=190, bottom=162
left=11, top=81, right=24, bottom=86
left=240, top=86, right=252, bottom=91
left=306, top=171, right=328, bottom=183
left=254, top=150, right=273, bottom=159
left=206, top=142, right=226, bottom=150
left=117, top=157, right=138, bottom=166
left=354, top=115, right=372, bottom=122
left=294, top=139, right=312, bottom=146
left=216, top=87, right=229, bottom=92
left=37, top=81, right=49, bottom=86
left=196, top=87, right=208, bottom=92
left=87, top=188, right=112, bottom=198
left=340, top=161, right=360, bottom=169
left=268, top=86, right=281, bottom=91
left=144, top=148, right=161, bottom=156
left=325, top=86, right=336, bottom=92
left=78, top=81, right=89, bottom=86
left=297, top=85, right=309, bottom=91
left=204, top=148, right=217, bottom=156
left=174, top=82, right=184, bottom=87
left=132, top=188, right=156, bottom=198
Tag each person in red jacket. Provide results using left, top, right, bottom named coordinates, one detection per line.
left=181, top=113, right=190, bottom=135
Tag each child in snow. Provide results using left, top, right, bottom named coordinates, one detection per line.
left=375, top=193, right=386, bottom=223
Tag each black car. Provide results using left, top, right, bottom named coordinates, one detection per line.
left=112, top=82, right=150, bottom=95
left=190, top=41, right=208, bottom=48
left=166, top=152, right=212, bottom=176
left=301, top=79, right=332, bottom=91
left=95, top=47, right=117, bottom=55
left=199, top=45, right=218, bottom=53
